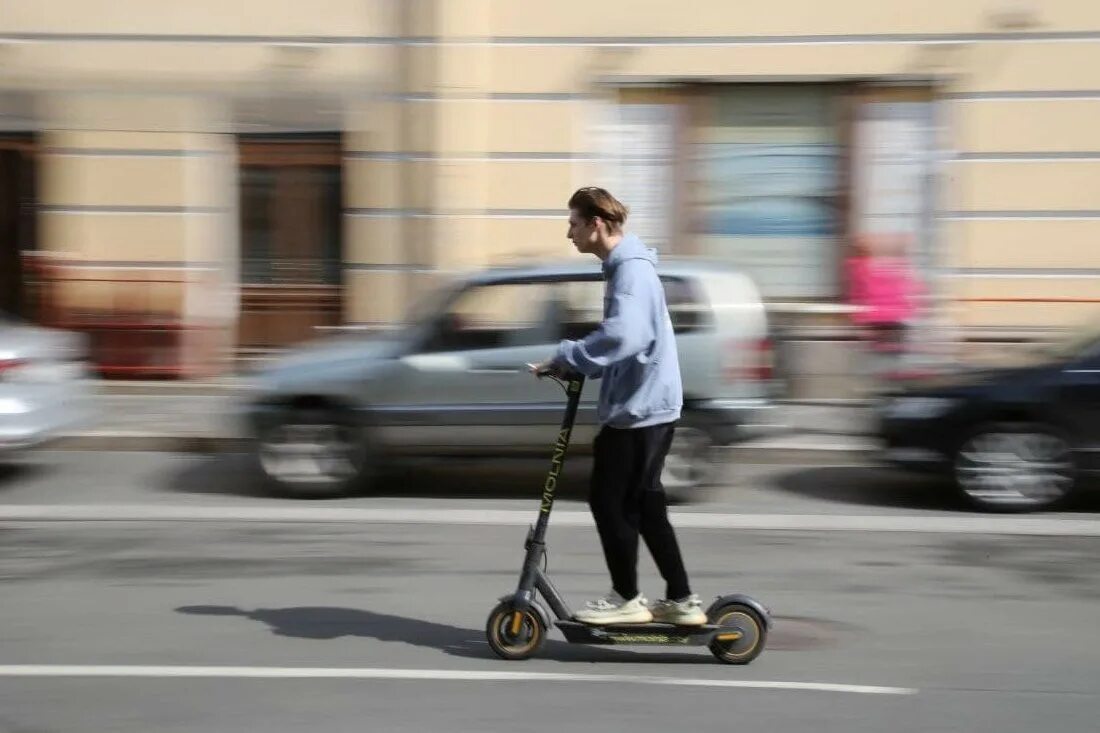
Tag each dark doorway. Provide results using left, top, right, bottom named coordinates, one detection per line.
left=0, top=134, right=37, bottom=319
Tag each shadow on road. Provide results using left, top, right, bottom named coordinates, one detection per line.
left=773, top=466, right=963, bottom=511
left=774, top=465, right=1100, bottom=513
left=175, top=604, right=719, bottom=664
left=0, top=460, right=44, bottom=492
left=162, top=453, right=592, bottom=502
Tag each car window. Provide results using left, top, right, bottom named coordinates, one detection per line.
left=420, top=282, right=554, bottom=353
left=1032, top=323, right=1100, bottom=364
left=401, top=279, right=460, bottom=327
left=1080, top=340, right=1100, bottom=367
left=663, top=277, right=712, bottom=333
left=554, top=279, right=604, bottom=341
left=549, top=276, right=711, bottom=341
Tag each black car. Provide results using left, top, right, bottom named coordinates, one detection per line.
left=878, top=325, right=1100, bottom=512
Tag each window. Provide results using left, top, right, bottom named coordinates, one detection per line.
left=850, top=94, right=937, bottom=277
left=421, top=282, right=555, bottom=353
left=595, top=99, right=678, bottom=252
left=240, top=163, right=342, bottom=285
left=691, top=85, right=842, bottom=299
left=599, top=85, right=938, bottom=303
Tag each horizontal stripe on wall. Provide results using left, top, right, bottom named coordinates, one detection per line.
left=39, top=205, right=225, bottom=215
left=396, top=93, right=587, bottom=102
left=47, top=148, right=1100, bottom=166
left=488, top=92, right=590, bottom=101
left=487, top=32, right=1100, bottom=46
left=0, top=33, right=425, bottom=44
left=36, top=202, right=1099, bottom=223
left=46, top=148, right=222, bottom=158
left=343, top=264, right=437, bottom=272
left=347, top=208, right=563, bottom=219
left=58, top=144, right=1055, bottom=165
left=953, top=152, right=1100, bottom=161
left=28, top=260, right=219, bottom=270
left=5, top=31, right=1100, bottom=45
left=344, top=264, right=435, bottom=272
left=946, top=268, right=1100, bottom=278
left=943, top=210, right=1100, bottom=220
left=345, top=152, right=596, bottom=162
left=354, top=93, right=592, bottom=102
left=31, top=264, right=1100, bottom=278
left=947, top=90, right=1100, bottom=100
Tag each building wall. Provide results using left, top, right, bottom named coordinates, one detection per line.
left=2, top=0, right=1099, bottom=372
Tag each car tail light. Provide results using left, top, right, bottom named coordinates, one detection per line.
left=885, top=367, right=942, bottom=382
left=721, top=339, right=774, bottom=383
left=0, top=359, right=28, bottom=380
left=749, top=338, right=774, bottom=382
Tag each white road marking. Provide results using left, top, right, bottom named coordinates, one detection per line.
left=0, top=665, right=916, bottom=695
left=2, top=504, right=1100, bottom=536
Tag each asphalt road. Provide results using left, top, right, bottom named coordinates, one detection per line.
left=1, top=451, right=1098, bottom=732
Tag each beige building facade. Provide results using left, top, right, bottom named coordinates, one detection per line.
left=1, top=1, right=1098, bottom=380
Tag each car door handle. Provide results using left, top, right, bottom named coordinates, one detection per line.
left=467, top=364, right=522, bottom=374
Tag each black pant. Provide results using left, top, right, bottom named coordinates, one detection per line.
left=589, top=422, right=692, bottom=601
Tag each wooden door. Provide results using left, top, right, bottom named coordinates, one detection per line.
left=237, top=136, right=344, bottom=350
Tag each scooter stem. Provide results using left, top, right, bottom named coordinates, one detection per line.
left=514, top=372, right=585, bottom=608
left=531, top=373, right=585, bottom=543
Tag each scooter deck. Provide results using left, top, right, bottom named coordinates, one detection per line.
left=556, top=620, right=742, bottom=646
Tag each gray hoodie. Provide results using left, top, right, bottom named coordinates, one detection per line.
left=554, top=234, right=683, bottom=428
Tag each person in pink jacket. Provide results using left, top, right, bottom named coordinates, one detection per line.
left=847, top=234, right=923, bottom=383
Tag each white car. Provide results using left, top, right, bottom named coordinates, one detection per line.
left=0, top=315, right=90, bottom=452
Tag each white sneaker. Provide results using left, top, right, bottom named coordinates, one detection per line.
left=574, top=592, right=653, bottom=625
left=650, top=594, right=707, bottom=626
left=582, top=591, right=619, bottom=610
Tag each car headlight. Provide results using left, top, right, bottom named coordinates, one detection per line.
left=0, top=398, right=31, bottom=415
left=883, top=397, right=957, bottom=420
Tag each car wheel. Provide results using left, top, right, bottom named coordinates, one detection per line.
left=953, top=423, right=1077, bottom=512
left=662, top=423, right=715, bottom=503
left=256, top=408, right=373, bottom=499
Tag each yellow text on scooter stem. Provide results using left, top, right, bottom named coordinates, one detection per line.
left=541, top=428, right=571, bottom=513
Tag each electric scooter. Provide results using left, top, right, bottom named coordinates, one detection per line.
left=486, top=369, right=770, bottom=664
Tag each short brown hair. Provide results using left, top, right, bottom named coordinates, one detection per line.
left=568, top=187, right=629, bottom=231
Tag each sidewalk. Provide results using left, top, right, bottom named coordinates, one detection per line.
left=40, top=379, right=879, bottom=464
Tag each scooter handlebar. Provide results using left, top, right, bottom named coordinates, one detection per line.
left=526, top=363, right=584, bottom=393
left=530, top=363, right=585, bottom=378
left=526, top=362, right=553, bottom=378
left=527, top=363, right=580, bottom=380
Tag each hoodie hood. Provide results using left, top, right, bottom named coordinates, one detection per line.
left=603, top=233, right=658, bottom=274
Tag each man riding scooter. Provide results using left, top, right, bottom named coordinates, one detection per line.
left=531, top=187, right=705, bottom=627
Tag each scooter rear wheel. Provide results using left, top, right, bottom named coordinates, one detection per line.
left=486, top=601, right=546, bottom=661
left=708, top=603, right=766, bottom=665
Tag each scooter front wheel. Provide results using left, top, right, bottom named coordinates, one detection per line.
left=486, top=601, right=546, bottom=661
left=708, top=603, right=766, bottom=665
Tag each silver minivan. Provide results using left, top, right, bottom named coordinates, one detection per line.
left=244, top=259, right=774, bottom=500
